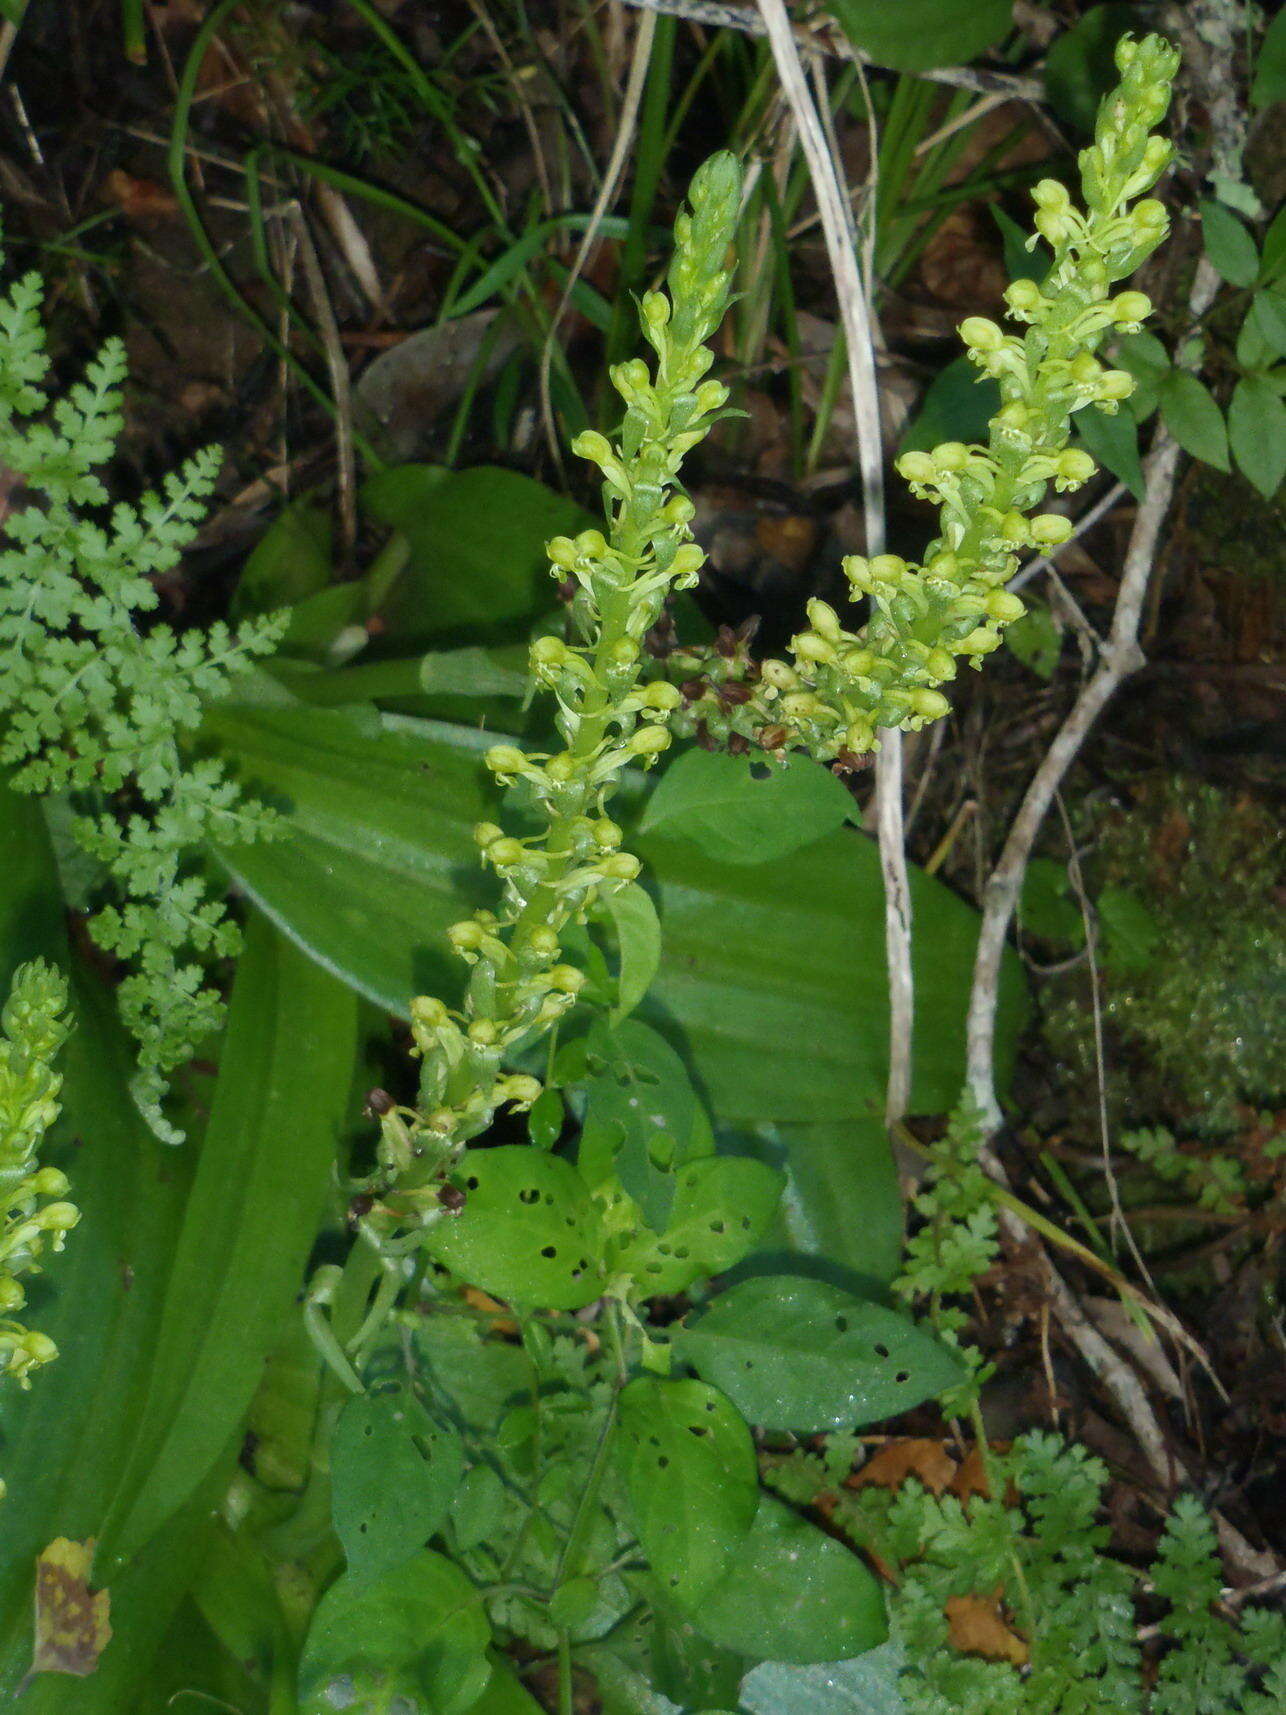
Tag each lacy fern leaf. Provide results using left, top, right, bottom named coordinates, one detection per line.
left=0, top=264, right=284, bottom=1139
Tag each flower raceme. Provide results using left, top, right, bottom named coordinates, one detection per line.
left=376, top=36, right=1180, bottom=1229
left=0, top=960, right=77, bottom=1498
left=667, top=32, right=1180, bottom=762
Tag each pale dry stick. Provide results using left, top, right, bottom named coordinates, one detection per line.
left=966, top=256, right=1222, bottom=1129
left=755, top=0, right=914, bottom=1124
left=536, top=5, right=656, bottom=470
left=615, top=0, right=1043, bottom=100
left=289, top=206, right=358, bottom=561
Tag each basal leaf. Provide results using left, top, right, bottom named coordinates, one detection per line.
left=682, top=1496, right=886, bottom=1663
left=1200, top=199, right=1261, bottom=288
left=331, top=1388, right=465, bottom=1584
left=673, top=1276, right=962, bottom=1431
left=1157, top=371, right=1229, bottom=471
left=425, top=1146, right=605, bottom=1309
left=828, top=0, right=1010, bottom=74
left=1229, top=375, right=1286, bottom=497
left=94, top=913, right=357, bottom=1573
left=639, top=749, right=853, bottom=866
left=617, top=1378, right=758, bottom=1605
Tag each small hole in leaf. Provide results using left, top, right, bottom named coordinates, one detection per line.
left=687, top=1424, right=710, bottom=1437
left=647, top=1263, right=663, bottom=1275
left=705, top=1400, right=717, bottom=1412
left=542, top=1192, right=554, bottom=1205
left=540, top=1244, right=557, bottom=1259
left=518, top=1187, right=540, bottom=1205
left=658, top=1455, right=670, bottom=1469
left=749, top=761, right=771, bottom=781
left=673, top=1245, right=690, bottom=1260
left=895, top=1370, right=909, bottom=1384
left=709, top=1219, right=726, bottom=1235
left=874, top=1342, right=890, bottom=1358
left=466, top=1175, right=480, bottom=1190
left=835, top=1315, right=849, bottom=1333
left=740, top=1216, right=752, bottom=1230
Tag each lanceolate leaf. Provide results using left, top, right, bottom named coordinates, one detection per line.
left=617, top=1378, right=758, bottom=1605
left=94, top=913, right=357, bottom=1573
left=673, top=1276, right=962, bottom=1431
left=0, top=789, right=207, bottom=1704
left=207, top=702, right=1026, bottom=1128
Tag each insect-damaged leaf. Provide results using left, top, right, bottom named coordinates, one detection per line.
left=617, top=1378, right=758, bottom=1605
left=331, top=1388, right=464, bottom=1584
left=617, top=1156, right=784, bottom=1296
left=674, top=1276, right=962, bottom=1431
left=425, top=1147, right=605, bottom=1310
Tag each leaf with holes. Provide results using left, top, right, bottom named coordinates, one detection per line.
left=682, top=1496, right=886, bottom=1662
left=673, top=1276, right=962, bottom=1431
left=640, top=749, right=854, bottom=866
left=618, top=1157, right=784, bottom=1296
left=330, top=1388, right=464, bottom=1584
left=577, top=1019, right=713, bottom=1226
left=616, top=1378, right=758, bottom=1605
left=297, top=1549, right=491, bottom=1715
left=425, top=1147, right=605, bottom=1309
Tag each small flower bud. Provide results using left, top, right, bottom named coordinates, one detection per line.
left=641, top=290, right=670, bottom=331
left=629, top=726, right=671, bottom=758
left=527, top=926, right=560, bottom=961
left=933, top=441, right=970, bottom=473
left=760, top=658, right=800, bottom=690
left=1031, top=514, right=1074, bottom=546
left=805, top=598, right=843, bottom=642
left=608, top=638, right=639, bottom=669
left=869, top=554, right=908, bottom=583
left=549, top=965, right=586, bottom=995
left=960, top=317, right=1004, bottom=352
left=600, top=851, right=641, bottom=882
left=640, top=680, right=682, bottom=711
left=572, top=430, right=613, bottom=466
left=958, top=626, right=1002, bottom=656
left=487, top=838, right=527, bottom=868
left=844, top=717, right=874, bottom=753
left=670, top=543, right=705, bottom=581
left=663, top=494, right=696, bottom=526
left=473, top=822, right=505, bottom=849
left=592, top=818, right=623, bottom=849
left=1111, top=290, right=1151, bottom=328
left=530, top=634, right=568, bottom=670
left=468, top=1019, right=498, bottom=1047
left=495, top=1074, right=542, bottom=1109
left=547, top=536, right=577, bottom=570
left=1097, top=369, right=1134, bottom=402
left=909, top=688, right=950, bottom=721
left=447, top=921, right=484, bottom=954
left=1056, top=449, right=1096, bottom=487
left=897, top=450, right=937, bottom=484
left=986, top=589, right=1027, bottom=624
left=485, top=744, right=528, bottom=778
left=1032, top=179, right=1071, bottom=212
left=1005, top=279, right=1043, bottom=317
left=412, top=995, right=453, bottom=1029
left=793, top=632, right=835, bottom=665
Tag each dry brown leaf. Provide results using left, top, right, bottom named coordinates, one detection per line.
left=29, top=1538, right=112, bottom=1679
left=100, top=170, right=178, bottom=224
left=948, top=1443, right=993, bottom=1503
left=945, top=1593, right=1029, bottom=1665
left=850, top=1438, right=957, bottom=1495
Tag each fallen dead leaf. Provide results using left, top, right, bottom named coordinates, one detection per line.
left=850, top=1438, right=957, bottom=1495
left=29, top=1538, right=111, bottom=1679
left=945, top=1592, right=1029, bottom=1665
left=100, top=169, right=177, bottom=224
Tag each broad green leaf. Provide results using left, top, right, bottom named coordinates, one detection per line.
left=451, top=1464, right=509, bottom=1553
left=1043, top=5, right=1140, bottom=134
left=0, top=793, right=209, bottom=1704
left=1097, top=886, right=1161, bottom=975
left=673, top=1276, right=961, bottom=1431
left=1114, top=329, right=1171, bottom=420
left=651, top=1610, right=746, bottom=1710
left=617, top=1378, right=758, bottom=1605
left=94, top=914, right=357, bottom=1573
left=232, top=497, right=332, bottom=618
left=207, top=704, right=1027, bottom=1275
left=828, top=0, right=1010, bottom=73
left=682, top=1496, right=886, bottom=1663
left=989, top=208, right=1051, bottom=287
left=618, top=1156, right=784, bottom=1296
left=1003, top=603, right=1061, bottom=680
left=1018, top=857, right=1085, bottom=948
left=298, top=1551, right=491, bottom=1715
left=1158, top=371, right=1230, bottom=470
left=578, top=1018, right=713, bottom=1226
left=331, top=1389, right=465, bottom=1584
left=1262, top=208, right=1286, bottom=284
left=1229, top=375, right=1286, bottom=497
left=606, top=882, right=662, bottom=1025
left=1251, top=9, right=1286, bottom=108
left=640, top=748, right=854, bottom=866
left=1074, top=403, right=1144, bottom=499
left=425, top=1146, right=605, bottom=1309
left=740, top=1650, right=908, bottom=1715
left=419, top=643, right=531, bottom=699
left=899, top=356, right=1000, bottom=455
left=361, top=463, right=593, bottom=642
left=763, top=1117, right=904, bottom=1289
left=1200, top=200, right=1260, bottom=288
left=1246, top=288, right=1286, bottom=358
left=407, top=1319, right=530, bottom=1433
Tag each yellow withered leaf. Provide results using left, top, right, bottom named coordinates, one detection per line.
left=29, top=1538, right=112, bottom=1679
